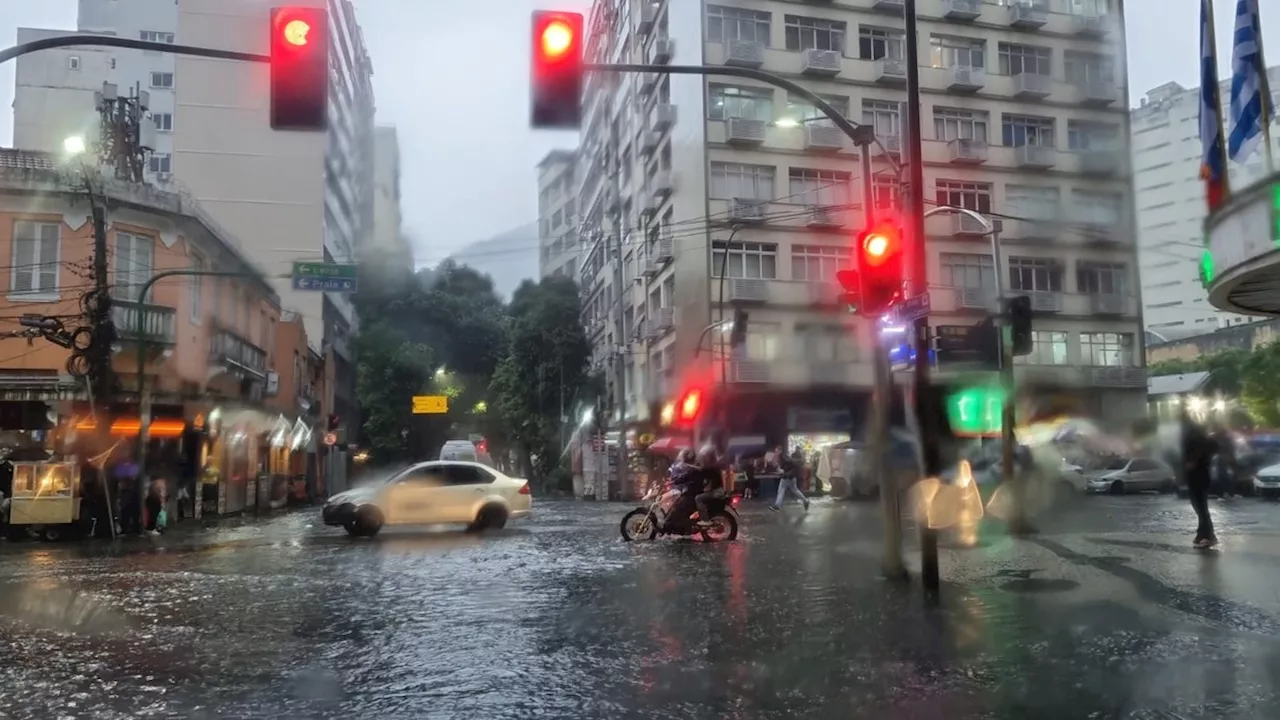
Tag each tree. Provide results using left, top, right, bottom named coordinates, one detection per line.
left=1149, top=345, right=1280, bottom=425
left=489, top=277, right=592, bottom=486
left=353, top=323, right=435, bottom=462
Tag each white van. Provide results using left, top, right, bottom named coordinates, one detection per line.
left=439, top=440, right=493, bottom=466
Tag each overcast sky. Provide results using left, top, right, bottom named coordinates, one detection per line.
left=0, top=1, right=1275, bottom=267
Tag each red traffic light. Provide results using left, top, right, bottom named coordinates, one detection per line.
left=540, top=19, right=575, bottom=59
left=854, top=223, right=904, bottom=318
left=282, top=19, right=311, bottom=47
left=677, top=389, right=703, bottom=423
left=530, top=11, right=584, bottom=129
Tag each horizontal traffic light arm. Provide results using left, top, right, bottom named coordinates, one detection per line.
left=0, top=34, right=269, bottom=66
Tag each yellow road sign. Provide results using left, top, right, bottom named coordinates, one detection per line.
left=412, top=395, right=448, bottom=414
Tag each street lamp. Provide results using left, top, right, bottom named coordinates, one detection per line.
left=62, top=135, right=86, bottom=156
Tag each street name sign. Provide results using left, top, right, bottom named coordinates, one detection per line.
left=292, top=262, right=358, bottom=293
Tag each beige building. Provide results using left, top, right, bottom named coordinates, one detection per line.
left=371, top=125, right=411, bottom=266
left=12, top=0, right=376, bottom=427
left=537, top=149, right=582, bottom=281
left=567, top=0, right=1144, bottom=436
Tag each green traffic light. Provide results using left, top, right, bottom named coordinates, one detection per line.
left=945, top=385, right=1006, bottom=435
left=1199, top=248, right=1214, bottom=287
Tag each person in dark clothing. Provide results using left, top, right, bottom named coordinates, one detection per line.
left=1181, top=411, right=1217, bottom=548
left=144, top=481, right=165, bottom=535
left=667, top=449, right=707, bottom=530
left=1209, top=424, right=1237, bottom=499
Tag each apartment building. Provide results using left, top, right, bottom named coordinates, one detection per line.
left=570, top=0, right=1144, bottom=440
left=538, top=149, right=582, bottom=280
left=371, top=126, right=412, bottom=267
left=1131, top=69, right=1280, bottom=343
left=11, top=0, right=376, bottom=432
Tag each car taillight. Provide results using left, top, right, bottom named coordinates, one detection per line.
left=519, top=482, right=531, bottom=495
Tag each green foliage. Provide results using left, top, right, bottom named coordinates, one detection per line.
left=353, top=323, right=435, bottom=462
left=488, top=276, right=591, bottom=481
left=1149, top=345, right=1280, bottom=424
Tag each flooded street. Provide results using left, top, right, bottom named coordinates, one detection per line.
left=2, top=497, right=1280, bottom=719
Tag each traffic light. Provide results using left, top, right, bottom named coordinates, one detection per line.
left=1005, top=295, right=1033, bottom=356
left=269, top=6, right=328, bottom=131
left=530, top=11, right=584, bottom=129
left=853, top=223, right=905, bottom=317
left=834, top=269, right=860, bottom=314
left=676, top=389, right=703, bottom=424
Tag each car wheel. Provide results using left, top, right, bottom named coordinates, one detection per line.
left=41, top=526, right=62, bottom=542
left=467, top=504, right=508, bottom=533
left=1109, top=480, right=1126, bottom=495
left=352, top=505, right=383, bottom=537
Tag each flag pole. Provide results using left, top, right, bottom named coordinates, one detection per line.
left=1250, top=0, right=1274, bottom=171
left=1207, top=0, right=1233, bottom=199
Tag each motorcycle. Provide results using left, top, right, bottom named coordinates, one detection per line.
left=620, top=481, right=741, bottom=542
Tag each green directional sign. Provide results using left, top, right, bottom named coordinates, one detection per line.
left=291, top=262, right=358, bottom=293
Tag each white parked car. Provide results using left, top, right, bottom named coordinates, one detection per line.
left=1085, top=457, right=1176, bottom=495
left=1252, top=462, right=1280, bottom=498
left=322, top=461, right=532, bottom=537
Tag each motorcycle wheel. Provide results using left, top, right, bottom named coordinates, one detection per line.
left=700, top=511, right=738, bottom=542
left=621, top=509, right=658, bottom=541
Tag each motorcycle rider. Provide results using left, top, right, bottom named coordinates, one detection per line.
left=692, top=430, right=729, bottom=524
left=668, top=448, right=707, bottom=530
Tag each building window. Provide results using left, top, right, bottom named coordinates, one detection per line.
left=1023, top=331, right=1069, bottom=365
left=68, top=56, right=81, bottom=71
left=1001, top=114, right=1055, bottom=147
left=792, top=245, right=852, bottom=282
left=861, top=100, right=900, bottom=137
left=706, top=6, right=771, bottom=45
left=933, top=107, right=988, bottom=142
left=935, top=180, right=993, bottom=214
left=788, top=168, right=851, bottom=207
left=709, top=84, right=774, bottom=121
left=858, top=27, right=904, bottom=61
left=1077, top=262, right=1127, bottom=295
left=1068, top=0, right=1113, bottom=16
left=1064, top=51, right=1115, bottom=86
left=115, top=232, right=155, bottom=300
left=1072, top=190, right=1123, bottom=225
left=1081, top=332, right=1135, bottom=367
left=872, top=174, right=899, bottom=210
left=1006, top=185, right=1060, bottom=220
left=997, top=43, right=1052, bottom=76
left=10, top=221, right=60, bottom=295
left=784, top=15, right=846, bottom=53
left=152, top=113, right=174, bottom=131
left=744, top=322, right=782, bottom=360
left=1008, top=257, right=1063, bottom=292
left=939, top=253, right=994, bottom=289
left=140, top=31, right=175, bottom=43
left=928, top=35, right=984, bottom=69
left=785, top=93, right=848, bottom=127
left=798, top=325, right=858, bottom=362
left=1067, top=120, right=1120, bottom=150
left=712, top=241, right=777, bottom=279
left=148, top=154, right=172, bottom=173
left=190, top=255, right=204, bottom=321
left=150, top=72, right=174, bottom=88
left=710, top=162, right=775, bottom=201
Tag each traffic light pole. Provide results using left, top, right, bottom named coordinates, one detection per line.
left=860, top=142, right=905, bottom=581
left=901, top=0, right=943, bottom=596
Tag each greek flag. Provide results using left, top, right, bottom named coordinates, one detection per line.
left=1227, top=0, right=1273, bottom=163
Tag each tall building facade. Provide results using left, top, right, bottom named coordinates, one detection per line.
left=372, top=125, right=411, bottom=266
left=11, top=0, right=376, bottom=431
left=537, top=149, right=581, bottom=280
left=1131, top=70, right=1280, bottom=342
left=569, top=0, right=1146, bottom=437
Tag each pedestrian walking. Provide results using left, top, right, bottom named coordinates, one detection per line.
left=770, top=445, right=809, bottom=512
left=144, top=479, right=166, bottom=536
left=1181, top=411, right=1217, bottom=549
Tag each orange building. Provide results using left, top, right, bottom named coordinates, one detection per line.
left=0, top=149, right=324, bottom=514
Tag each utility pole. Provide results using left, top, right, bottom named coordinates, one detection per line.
left=902, top=0, right=942, bottom=595
left=858, top=133, right=905, bottom=580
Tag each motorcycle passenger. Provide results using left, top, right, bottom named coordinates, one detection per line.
left=693, top=430, right=730, bottom=524
left=668, top=448, right=706, bottom=529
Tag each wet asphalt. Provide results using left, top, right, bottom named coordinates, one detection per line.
left=1, top=494, right=1279, bottom=719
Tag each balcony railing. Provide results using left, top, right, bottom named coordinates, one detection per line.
left=111, top=299, right=176, bottom=345
left=211, top=326, right=267, bottom=375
